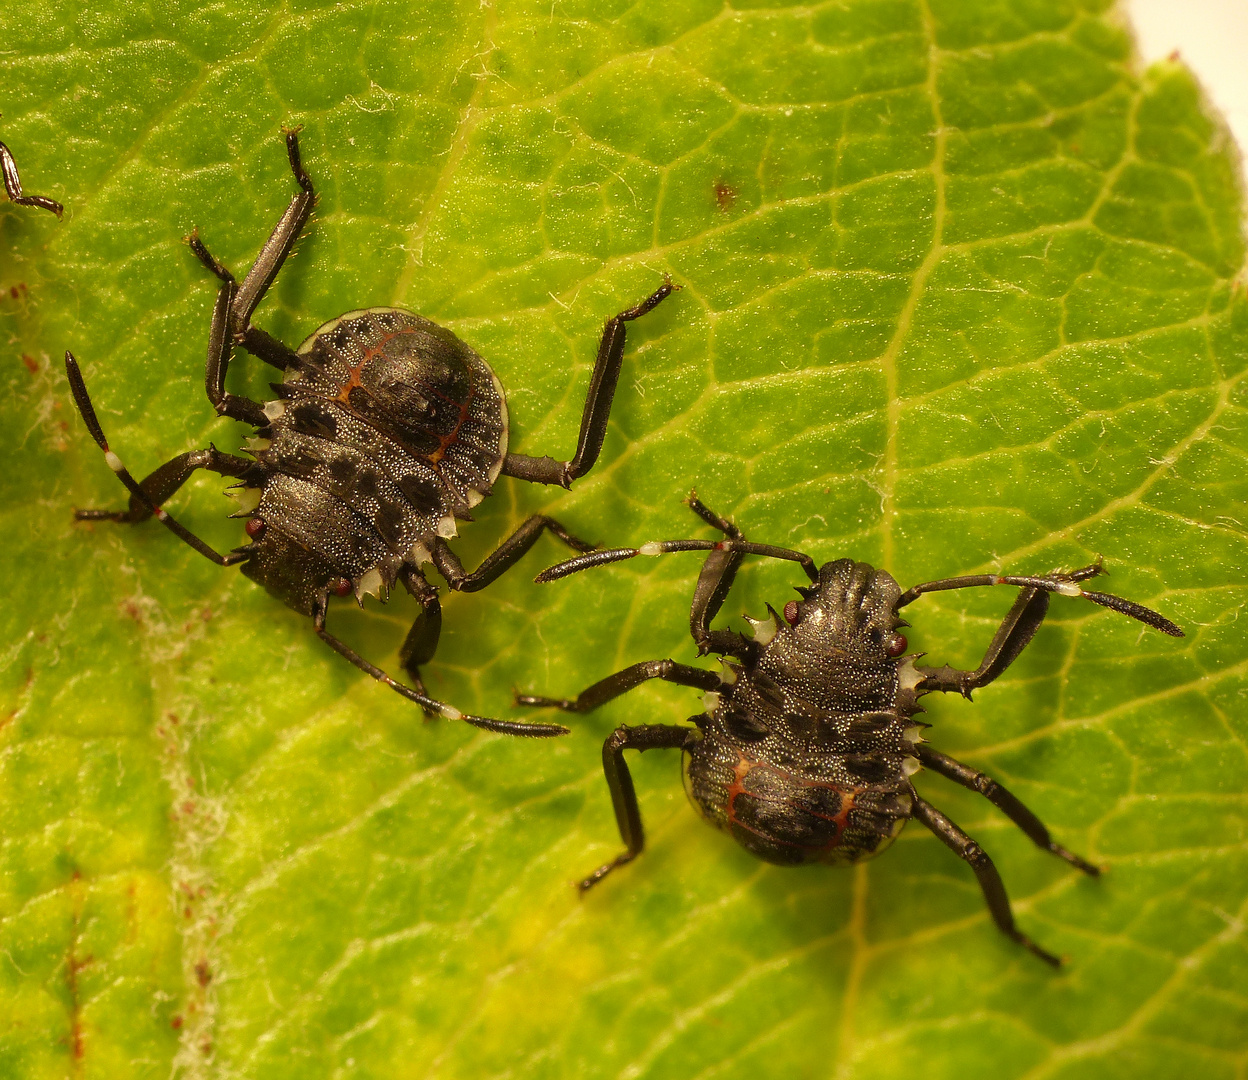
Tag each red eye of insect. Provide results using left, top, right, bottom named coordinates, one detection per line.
left=885, top=633, right=908, bottom=657
left=329, top=577, right=353, bottom=597
left=783, top=601, right=801, bottom=626
left=245, top=517, right=266, bottom=540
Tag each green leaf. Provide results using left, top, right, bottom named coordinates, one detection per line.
left=3, top=0, right=1246, bottom=1076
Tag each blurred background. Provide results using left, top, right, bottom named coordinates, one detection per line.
left=1130, top=0, right=1248, bottom=155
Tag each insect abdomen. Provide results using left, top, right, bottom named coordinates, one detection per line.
left=684, top=731, right=913, bottom=866
left=290, top=307, right=508, bottom=512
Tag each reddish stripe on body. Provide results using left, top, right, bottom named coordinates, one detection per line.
left=724, top=751, right=861, bottom=853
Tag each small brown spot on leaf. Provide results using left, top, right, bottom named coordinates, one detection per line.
left=714, top=180, right=737, bottom=212
left=195, top=960, right=212, bottom=986
left=171, top=1015, right=183, bottom=1030
left=21, top=354, right=37, bottom=373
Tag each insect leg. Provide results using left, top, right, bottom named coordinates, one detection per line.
left=430, top=516, right=594, bottom=593
left=310, top=596, right=568, bottom=738
left=911, top=795, right=1062, bottom=967
left=916, top=745, right=1100, bottom=875
left=203, top=274, right=268, bottom=427
left=189, top=230, right=301, bottom=372
left=917, top=587, right=1051, bottom=697
left=501, top=281, right=674, bottom=488
left=230, top=128, right=317, bottom=335
left=65, top=353, right=250, bottom=566
left=396, top=565, right=442, bottom=714
left=681, top=493, right=752, bottom=657
left=187, top=228, right=235, bottom=284
left=0, top=141, right=62, bottom=218
left=397, top=565, right=442, bottom=675
left=580, top=723, right=697, bottom=892
left=74, top=447, right=256, bottom=524
left=898, top=564, right=1182, bottom=637
left=517, top=659, right=720, bottom=712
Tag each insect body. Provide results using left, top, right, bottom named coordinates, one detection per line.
left=65, top=129, right=673, bottom=737
left=521, top=495, right=1184, bottom=964
left=1, top=140, right=62, bottom=218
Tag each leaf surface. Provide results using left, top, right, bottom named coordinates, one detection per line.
left=1, top=1, right=1246, bottom=1077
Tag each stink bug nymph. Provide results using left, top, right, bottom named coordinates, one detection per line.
left=65, top=129, right=673, bottom=737
left=521, top=494, right=1184, bottom=965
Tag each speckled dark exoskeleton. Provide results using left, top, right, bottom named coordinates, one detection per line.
left=1, top=139, right=62, bottom=218
left=520, top=494, right=1184, bottom=964
left=64, top=129, right=673, bottom=737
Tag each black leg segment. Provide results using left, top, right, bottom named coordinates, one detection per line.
left=311, top=597, right=568, bottom=738
left=65, top=352, right=250, bottom=568
left=580, top=723, right=697, bottom=892
left=432, top=516, right=593, bottom=593
left=918, top=587, right=1051, bottom=697
left=912, top=794, right=1062, bottom=966
left=190, top=129, right=316, bottom=411
left=190, top=229, right=300, bottom=372
left=682, top=492, right=754, bottom=657
left=397, top=565, right=443, bottom=684
left=204, top=276, right=269, bottom=428
left=74, top=446, right=255, bottom=525
left=1, top=141, right=62, bottom=218
left=501, top=280, right=674, bottom=489
left=230, top=129, right=318, bottom=332
left=917, top=745, right=1100, bottom=876
left=188, top=228, right=236, bottom=284
left=396, top=565, right=444, bottom=716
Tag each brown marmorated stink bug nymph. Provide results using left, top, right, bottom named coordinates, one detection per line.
left=65, top=129, right=672, bottom=737
left=521, top=494, right=1184, bottom=965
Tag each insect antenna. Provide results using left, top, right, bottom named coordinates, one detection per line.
left=897, top=567, right=1182, bottom=637
left=1082, top=590, right=1183, bottom=636
left=535, top=538, right=818, bottom=583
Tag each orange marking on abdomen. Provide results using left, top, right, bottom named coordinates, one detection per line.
left=328, top=326, right=475, bottom=466
left=724, top=751, right=860, bottom=852
left=332, top=327, right=419, bottom=404
left=426, top=388, right=471, bottom=464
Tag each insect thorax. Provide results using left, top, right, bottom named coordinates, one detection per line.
left=238, top=308, right=509, bottom=609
